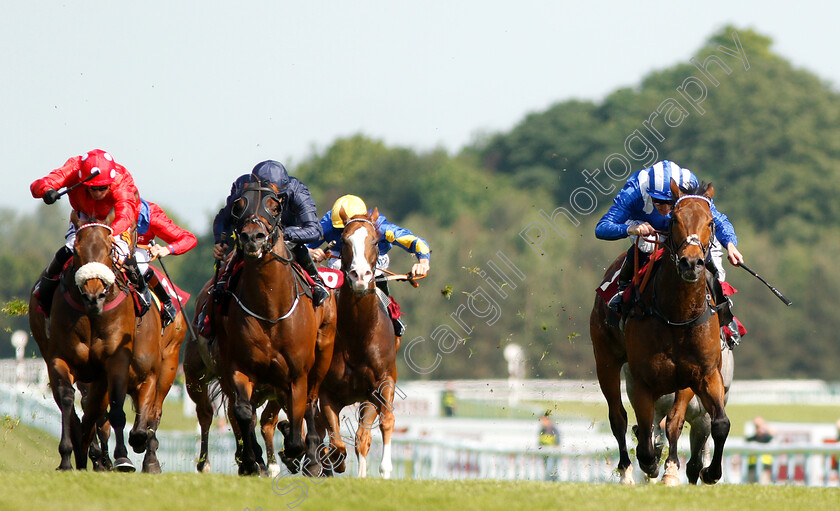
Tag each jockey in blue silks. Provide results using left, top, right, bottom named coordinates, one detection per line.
left=212, top=160, right=329, bottom=307
left=308, top=194, right=431, bottom=336
left=595, top=160, right=744, bottom=328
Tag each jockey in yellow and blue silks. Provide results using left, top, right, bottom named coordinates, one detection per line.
left=595, top=161, right=744, bottom=330
left=308, top=195, right=431, bottom=336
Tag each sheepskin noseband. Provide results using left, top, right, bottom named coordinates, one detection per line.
left=75, top=262, right=116, bottom=288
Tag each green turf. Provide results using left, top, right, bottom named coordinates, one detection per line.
left=0, top=473, right=835, bottom=511
left=0, top=418, right=58, bottom=472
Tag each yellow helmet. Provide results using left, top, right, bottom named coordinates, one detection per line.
left=331, top=195, right=367, bottom=228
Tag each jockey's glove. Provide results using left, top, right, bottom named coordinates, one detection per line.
left=43, top=189, right=60, bottom=205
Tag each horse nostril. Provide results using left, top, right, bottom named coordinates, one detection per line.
left=255, top=233, right=266, bottom=241
left=98, top=292, right=107, bottom=300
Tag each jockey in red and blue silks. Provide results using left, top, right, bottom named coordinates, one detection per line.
left=134, top=199, right=197, bottom=326
left=307, top=195, right=431, bottom=337
left=595, top=160, right=744, bottom=333
left=30, top=149, right=142, bottom=316
left=212, top=160, right=329, bottom=307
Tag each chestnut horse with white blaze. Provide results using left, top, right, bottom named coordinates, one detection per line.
left=317, top=208, right=400, bottom=479
left=214, top=179, right=335, bottom=476
left=590, top=180, right=730, bottom=486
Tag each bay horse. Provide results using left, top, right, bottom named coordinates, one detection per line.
left=184, top=278, right=284, bottom=476
left=29, top=211, right=187, bottom=472
left=590, top=180, right=730, bottom=485
left=624, top=341, right=734, bottom=484
left=317, top=207, right=399, bottom=479
left=214, top=178, right=335, bottom=476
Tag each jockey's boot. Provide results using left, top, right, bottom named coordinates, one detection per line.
left=375, top=280, right=405, bottom=337
left=34, top=246, right=73, bottom=316
left=292, top=244, right=328, bottom=307
left=609, top=246, right=637, bottom=315
left=125, top=256, right=151, bottom=315
left=146, top=269, right=177, bottom=327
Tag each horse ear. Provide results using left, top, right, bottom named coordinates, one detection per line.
left=669, top=179, right=682, bottom=201
left=704, top=183, right=715, bottom=200
left=70, top=210, right=81, bottom=229
left=104, top=208, right=116, bottom=227
left=338, top=205, right=349, bottom=225
left=370, top=207, right=379, bottom=222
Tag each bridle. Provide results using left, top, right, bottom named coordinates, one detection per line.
left=233, top=181, right=285, bottom=256
left=665, top=194, right=715, bottom=268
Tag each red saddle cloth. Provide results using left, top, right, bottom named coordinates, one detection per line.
left=150, top=266, right=190, bottom=307
left=317, top=268, right=344, bottom=289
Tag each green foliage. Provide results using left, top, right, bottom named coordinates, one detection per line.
left=2, top=26, right=838, bottom=381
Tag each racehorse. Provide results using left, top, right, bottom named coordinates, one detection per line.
left=624, top=341, right=734, bottom=484
left=317, top=208, right=400, bottom=479
left=590, top=180, right=730, bottom=485
left=184, top=278, right=284, bottom=476
left=213, top=178, right=335, bottom=476
left=29, top=211, right=185, bottom=472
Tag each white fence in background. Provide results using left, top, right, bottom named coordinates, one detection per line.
left=3, top=381, right=840, bottom=486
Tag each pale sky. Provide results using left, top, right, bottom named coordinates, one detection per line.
left=2, top=1, right=838, bottom=232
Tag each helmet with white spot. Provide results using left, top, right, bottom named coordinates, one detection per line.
left=79, top=149, right=118, bottom=187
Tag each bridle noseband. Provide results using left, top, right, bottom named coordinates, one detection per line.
left=666, top=194, right=715, bottom=267
left=234, top=182, right=284, bottom=254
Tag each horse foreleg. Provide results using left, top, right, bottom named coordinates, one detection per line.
left=129, top=377, right=157, bottom=454
left=662, top=389, right=692, bottom=486
left=185, top=378, right=214, bottom=473
left=78, top=380, right=109, bottom=471
left=94, top=415, right=113, bottom=471
left=375, top=379, right=396, bottom=479
left=695, top=371, right=730, bottom=485
left=631, top=380, right=659, bottom=480
left=230, top=370, right=259, bottom=476
left=106, top=349, right=135, bottom=472
left=48, top=361, right=79, bottom=470
left=593, top=340, right=632, bottom=484
left=318, top=394, right=347, bottom=475
left=355, top=401, right=378, bottom=478
left=260, top=400, right=282, bottom=477
left=284, top=375, right=311, bottom=475
left=686, top=409, right=711, bottom=485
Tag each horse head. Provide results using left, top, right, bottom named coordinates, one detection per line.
left=232, top=179, right=285, bottom=259
left=339, top=206, right=380, bottom=293
left=668, top=179, right=715, bottom=283
left=71, top=210, right=117, bottom=315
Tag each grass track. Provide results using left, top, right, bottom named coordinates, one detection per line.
left=0, top=423, right=836, bottom=511
left=0, top=472, right=835, bottom=511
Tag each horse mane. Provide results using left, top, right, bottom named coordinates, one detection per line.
left=679, top=181, right=712, bottom=197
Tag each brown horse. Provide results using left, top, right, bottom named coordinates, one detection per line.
left=29, top=212, right=187, bottom=472
left=184, top=278, right=284, bottom=476
left=317, top=208, right=400, bottom=479
left=214, top=179, right=335, bottom=476
left=590, top=180, right=730, bottom=485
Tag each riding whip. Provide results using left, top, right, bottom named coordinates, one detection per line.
left=738, top=262, right=792, bottom=306
left=57, top=169, right=101, bottom=199
left=149, top=240, right=198, bottom=340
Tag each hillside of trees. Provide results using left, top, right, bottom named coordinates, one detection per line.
left=2, top=26, right=837, bottom=381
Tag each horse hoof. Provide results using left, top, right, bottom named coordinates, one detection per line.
left=238, top=461, right=261, bottom=476
left=114, top=457, right=136, bottom=472
left=267, top=463, right=281, bottom=478
left=143, top=461, right=162, bottom=474
left=197, top=461, right=211, bottom=474
left=661, top=474, right=680, bottom=486
left=619, top=468, right=636, bottom=485
left=129, top=431, right=148, bottom=454
left=700, top=468, right=720, bottom=485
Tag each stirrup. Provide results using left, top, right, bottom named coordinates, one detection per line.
left=312, top=284, right=328, bottom=307
left=160, top=302, right=177, bottom=327
left=393, top=317, right=406, bottom=337
left=608, top=290, right=624, bottom=314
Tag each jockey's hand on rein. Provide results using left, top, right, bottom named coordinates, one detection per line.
left=43, top=189, right=60, bottom=205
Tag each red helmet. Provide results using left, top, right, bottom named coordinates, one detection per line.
left=79, top=149, right=118, bottom=186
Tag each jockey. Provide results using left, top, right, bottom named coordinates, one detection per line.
left=308, top=194, right=431, bottom=337
left=30, top=149, right=141, bottom=316
left=212, top=160, right=329, bottom=307
left=134, top=199, right=197, bottom=326
left=595, top=160, right=744, bottom=334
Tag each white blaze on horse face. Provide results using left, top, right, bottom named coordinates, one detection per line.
left=347, top=227, right=374, bottom=292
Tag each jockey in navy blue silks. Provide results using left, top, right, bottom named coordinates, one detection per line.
left=212, top=160, right=329, bottom=307
left=595, top=160, right=744, bottom=322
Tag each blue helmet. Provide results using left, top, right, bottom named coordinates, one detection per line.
left=643, top=160, right=692, bottom=202
left=251, top=160, right=290, bottom=193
